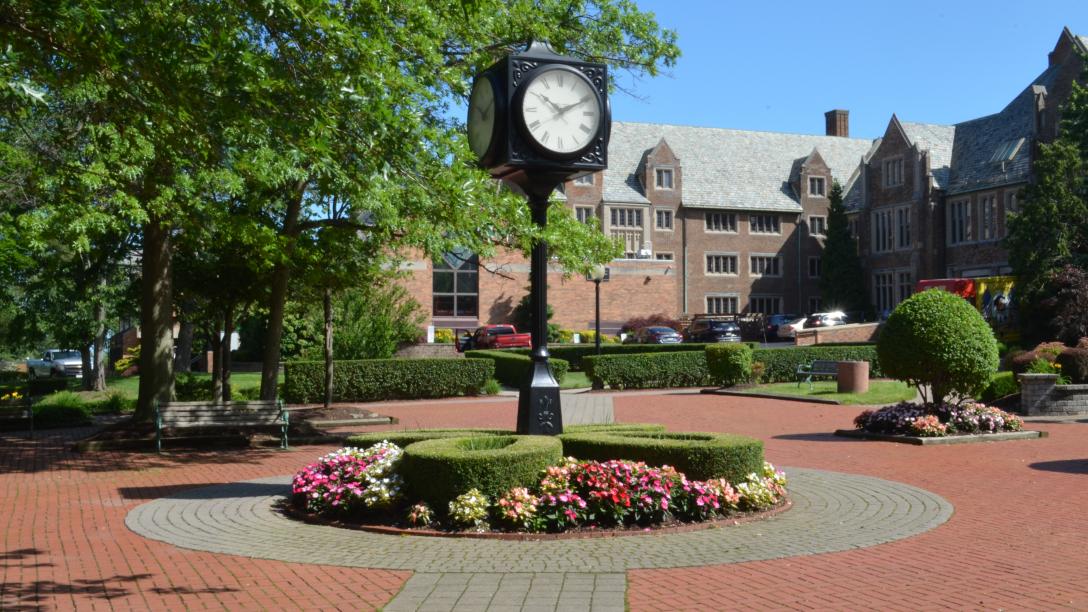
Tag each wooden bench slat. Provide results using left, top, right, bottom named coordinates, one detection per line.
left=155, top=400, right=287, bottom=452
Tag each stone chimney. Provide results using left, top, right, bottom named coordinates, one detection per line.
left=825, top=109, right=849, bottom=137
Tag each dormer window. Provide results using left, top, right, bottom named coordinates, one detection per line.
left=808, top=177, right=826, bottom=197
left=573, top=174, right=594, bottom=186
left=655, top=168, right=674, bottom=190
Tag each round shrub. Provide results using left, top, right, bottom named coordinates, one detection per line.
left=400, top=435, right=563, bottom=508
left=345, top=428, right=511, bottom=448
left=877, top=289, right=999, bottom=403
left=978, top=371, right=1018, bottom=402
left=32, top=393, right=93, bottom=429
left=706, top=344, right=753, bottom=387
left=558, top=431, right=763, bottom=483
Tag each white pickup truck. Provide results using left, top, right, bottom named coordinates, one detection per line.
left=26, top=350, right=83, bottom=379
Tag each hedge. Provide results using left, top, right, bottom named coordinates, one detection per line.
left=400, top=435, right=564, bottom=508
left=463, top=350, right=568, bottom=387
left=283, top=358, right=494, bottom=403
left=564, top=423, right=667, bottom=434
left=558, top=431, right=764, bottom=482
left=345, top=428, right=511, bottom=448
left=753, top=344, right=882, bottom=383
left=706, top=344, right=753, bottom=387
left=978, top=371, right=1018, bottom=403
left=582, top=351, right=712, bottom=389
left=500, top=342, right=758, bottom=371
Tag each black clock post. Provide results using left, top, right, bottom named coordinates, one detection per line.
left=466, top=42, right=610, bottom=435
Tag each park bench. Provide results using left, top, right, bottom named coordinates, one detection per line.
left=155, top=400, right=288, bottom=453
left=0, top=399, right=33, bottom=439
left=796, top=360, right=840, bottom=390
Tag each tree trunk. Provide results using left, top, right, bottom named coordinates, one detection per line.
left=223, top=304, right=234, bottom=403
left=324, top=288, right=333, bottom=409
left=174, top=317, right=194, bottom=373
left=81, top=342, right=93, bottom=391
left=92, top=299, right=107, bottom=392
left=259, top=183, right=306, bottom=401
left=135, top=216, right=174, bottom=421
left=210, top=325, right=223, bottom=403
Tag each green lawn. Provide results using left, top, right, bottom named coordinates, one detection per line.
left=560, top=371, right=592, bottom=390
left=104, top=371, right=276, bottom=399
left=747, top=380, right=916, bottom=405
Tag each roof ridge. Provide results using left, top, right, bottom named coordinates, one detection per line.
left=612, top=120, right=874, bottom=143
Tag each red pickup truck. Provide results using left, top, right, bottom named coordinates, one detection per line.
left=458, top=325, right=533, bottom=351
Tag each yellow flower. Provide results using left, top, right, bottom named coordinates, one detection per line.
left=1054, top=363, right=1062, bottom=369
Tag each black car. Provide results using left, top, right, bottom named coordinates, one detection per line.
left=765, top=314, right=801, bottom=340
left=628, top=326, right=684, bottom=344
left=684, top=320, right=742, bottom=343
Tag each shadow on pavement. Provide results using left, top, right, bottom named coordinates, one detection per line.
left=116, top=481, right=288, bottom=501
left=1028, top=458, right=1088, bottom=475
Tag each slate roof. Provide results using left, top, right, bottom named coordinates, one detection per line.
left=899, top=121, right=956, bottom=189
left=602, top=122, right=875, bottom=212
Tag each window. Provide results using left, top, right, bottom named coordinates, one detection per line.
left=573, top=174, right=594, bottom=186
left=749, top=296, right=782, bottom=315
left=872, top=209, right=894, bottom=253
left=883, top=158, right=903, bottom=187
left=874, top=271, right=894, bottom=314
left=849, top=218, right=859, bottom=239
left=808, top=176, right=826, bottom=197
left=897, top=270, right=913, bottom=303
left=707, top=295, right=739, bottom=314
left=809, top=215, right=827, bottom=236
left=1006, top=191, right=1018, bottom=214
left=655, top=209, right=673, bottom=230
left=896, top=206, right=911, bottom=249
left=705, top=253, right=738, bottom=275
left=610, top=207, right=643, bottom=228
left=808, top=296, right=823, bottom=313
left=705, top=212, right=737, bottom=232
left=808, top=256, right=822, bottom=278
left=655, top=252, right=674, bottom=261
left=980, top=194, right=997, bottom=240
left=576, top=206, right=594, bottom=224
left=655, top=168, right=674, bottom=189
left=750, top=214, right=780, bottom=234
left=948, top=199, right=971, bottom=245
left=750, top=255, right=781, bottom=277
left=433, top=251, right=478, bottom=317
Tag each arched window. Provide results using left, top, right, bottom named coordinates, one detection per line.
left=433, top=250, right=478, bottom=317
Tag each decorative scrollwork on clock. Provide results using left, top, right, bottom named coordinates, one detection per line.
left=537, top=395, right=557, bottom=433
left=511, top=60, right=539, bottom=88
left=579, top=139, right=605, bottom=165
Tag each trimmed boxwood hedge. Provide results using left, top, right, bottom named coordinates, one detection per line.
left=400, top=435, right=564, bottom=507
left=558, top=431, right=763, bottom=482
left=345, top=428, right=512, bottom=448
left=583, top=351, right=712, bottom=389
left=753, top=344, right=882, bottom=383
left=463, top=350, right=568, bottom=387
left=283, top=358, right=494, bottom=403
left=563, top=423, right=667, bottom=434
left=706, top=344, right=753, bottom=387
left=502, top=343, right=757, bottom=371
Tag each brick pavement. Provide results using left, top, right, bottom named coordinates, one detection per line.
left=2, top=392, right=1086, bottom=610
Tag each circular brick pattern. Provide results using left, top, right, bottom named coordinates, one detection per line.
left=125, top=467, right=952, bottom=572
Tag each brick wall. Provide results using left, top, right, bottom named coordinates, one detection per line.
left=794, top=323, right=881, bottom=346
left=1020, top=374, right=1088, bottom=416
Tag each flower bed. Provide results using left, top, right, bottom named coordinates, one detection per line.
left=852, top=401, right=1024, bottom=438
left=290, top=441, right=788, bottom=535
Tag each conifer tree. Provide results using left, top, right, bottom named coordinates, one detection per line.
left=819, top=181, right=870, bottom=315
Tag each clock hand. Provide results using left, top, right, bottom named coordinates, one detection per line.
left=532, top=91, right=562, bottom=112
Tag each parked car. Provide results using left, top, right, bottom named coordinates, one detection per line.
left=26, top=349, right=83, bottom=379
left=626, top=326, right=684, bottom=344
left=764, top=314, right=801, bottom=340
left=457, top=324, right=533, bottom=352
left=803, top=311, right=849, bottom=329
left=776, top=316, right=810, bottom=339
left=684, top=319, right=742, bottom=343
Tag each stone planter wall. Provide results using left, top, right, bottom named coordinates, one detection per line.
left=1019, top=373, right=1088, bottom=416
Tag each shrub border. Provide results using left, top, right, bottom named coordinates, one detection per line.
left=557, top=430, right=764, bottom=482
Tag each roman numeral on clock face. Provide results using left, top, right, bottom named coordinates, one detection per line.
left=529, top=120, right=541, bottom=130
left=541, top=132, right=550, bottom=145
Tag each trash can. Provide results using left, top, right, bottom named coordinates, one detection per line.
left=837, top=361, right=869, bottom=394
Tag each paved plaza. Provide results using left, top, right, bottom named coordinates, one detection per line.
left=2, top=392, right=1086, bottom=610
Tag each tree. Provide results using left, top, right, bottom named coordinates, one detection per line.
left=1007, top=64, right=1088, bottom=344
left=819, top=181, right=869, bottom=315
left=877, top=289, right=999, bottom=404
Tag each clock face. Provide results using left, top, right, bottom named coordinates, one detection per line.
left=467, top=76, right=496, bottom=160
left=519, top=66, right=601, bottom=156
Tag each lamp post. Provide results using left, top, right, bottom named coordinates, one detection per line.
left=588, top=264, right=606, bottom=356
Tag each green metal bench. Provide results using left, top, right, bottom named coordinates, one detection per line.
left=796, top=360, right=840, bottom=390
left=155, top=400, right=287, bottom=453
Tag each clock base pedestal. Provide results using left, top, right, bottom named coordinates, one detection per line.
left=516, top=358, right=562, bottom=435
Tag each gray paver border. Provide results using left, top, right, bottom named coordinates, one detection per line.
left=125, top=467, right=953, bottom=572
left=834, top=428, right=1047, bottom=445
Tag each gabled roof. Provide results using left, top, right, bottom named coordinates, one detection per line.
left=899, top=121, right=956, bottom=189
left=603, top=122, right=875, bottom=212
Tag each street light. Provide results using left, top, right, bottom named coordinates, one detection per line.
left=588, top=264, right=607, bottom=356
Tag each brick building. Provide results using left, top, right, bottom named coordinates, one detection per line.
left=406, top=28, right=1086, bottom=334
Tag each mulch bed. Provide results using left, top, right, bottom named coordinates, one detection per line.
left=276, top=497, right=791, bottom=541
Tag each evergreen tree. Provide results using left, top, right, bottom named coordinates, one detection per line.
left=819, top=181, right=870, bottom=314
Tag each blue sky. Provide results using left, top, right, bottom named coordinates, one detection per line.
left=610, top=0, right=1088, bottom=139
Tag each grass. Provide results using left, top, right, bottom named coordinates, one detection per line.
left=559, top=371, right=592, bottom=390
left=105, top=371, right=277, bottom=399
left=746, top=380, right=916, bottom=405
